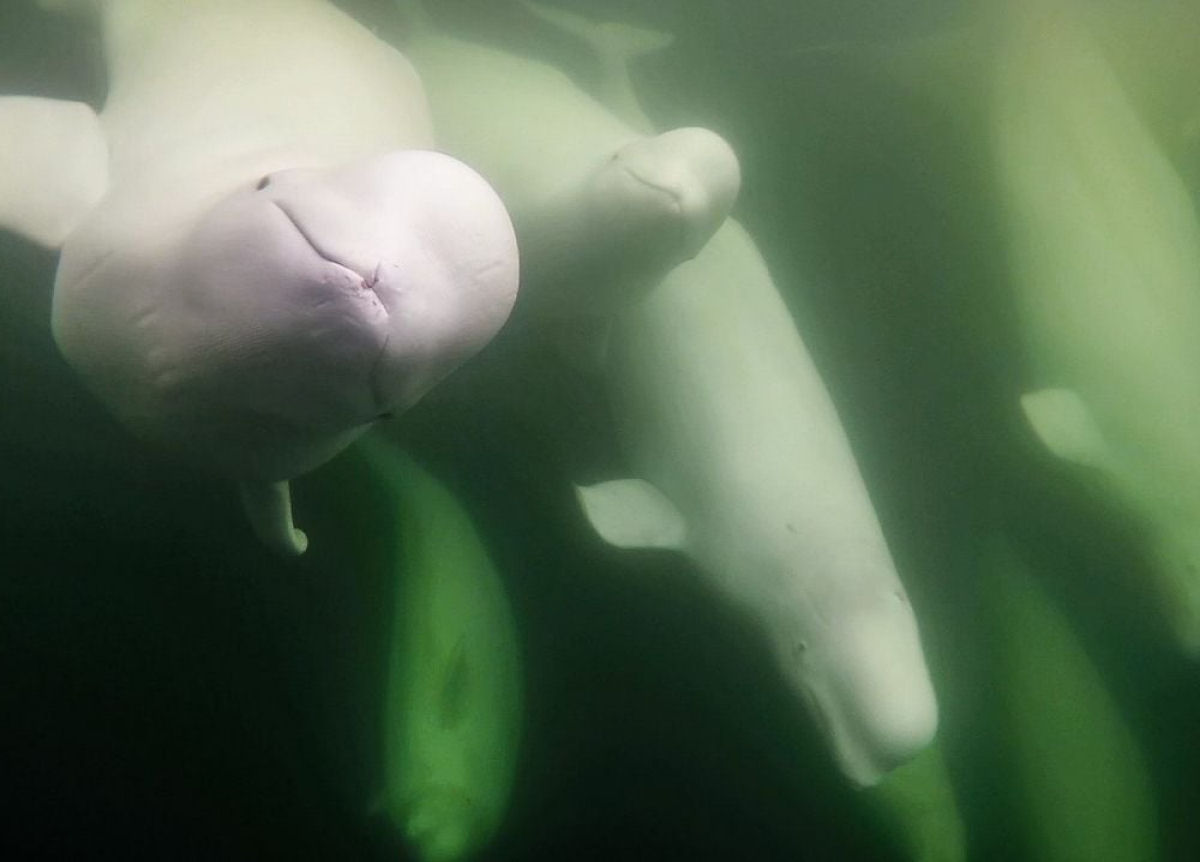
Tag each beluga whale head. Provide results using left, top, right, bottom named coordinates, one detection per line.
left=51, top=150, right=519, bottom=554
left=769, top=578, right=939, bottom=787
left=689, top=513, right=938, bottom=788
left=589, top=127, right=741, bottom=261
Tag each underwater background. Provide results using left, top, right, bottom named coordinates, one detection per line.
left=2, top=0, right=1199, bottom=859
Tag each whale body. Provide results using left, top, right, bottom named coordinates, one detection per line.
left=579, top=222, right=938, bottom=785
left=0, top=0, right=520, bottom=553
left=994, top=3, right=1200, bottom=652
left=391, top=3, right=937, bottom=784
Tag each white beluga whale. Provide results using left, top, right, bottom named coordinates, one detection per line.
left=389, top=0, right=739, bottom=319
left=994, top=0, right=1200, bottom=653
left=391, top=1, right=937, bottom=784
left=579, top=221, right=938, bottom=785
left=0, top=0, right=519, bottom=554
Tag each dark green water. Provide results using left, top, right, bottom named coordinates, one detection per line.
left=2, top=1, right=1199, bottom=859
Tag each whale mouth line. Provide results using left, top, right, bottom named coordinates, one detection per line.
left=273, top=201, right=394, bottom=415
left=620, top=164, right=682, bottom=208
left=797, top=679, right=880, bottom=787
left=272, top=200, right=365, bottom=281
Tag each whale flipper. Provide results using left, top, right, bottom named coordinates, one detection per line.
left=239, top=480, right=309, bottom=556
left=1020, top=388, right=1112, bottom=468
left=0, top=96, right=108, bottom=248
left=575, top=478, right=687, bottom=550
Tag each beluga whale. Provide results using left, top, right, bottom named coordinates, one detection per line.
left=994, top=0, right=1200, bottom=653
left=0, top=0, right=520, bottom=554
left=388, top=0, right=937, bottom=784
left=388, top=0, right=739, bottom=321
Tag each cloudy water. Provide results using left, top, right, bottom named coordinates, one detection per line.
left=2, top=1, right=1199, bottom=859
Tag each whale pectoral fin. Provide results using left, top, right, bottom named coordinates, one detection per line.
left=0, top=96, right=108, bottom=248
left=575, top=479, right=687, bottom=550
left=1020, top=388, right=1110, bottom=467
left=238, top=480, right=309, bottom=556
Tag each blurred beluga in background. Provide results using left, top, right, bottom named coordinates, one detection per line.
left=994, top=0, right=1200, bottom=655
left=389, top=0, right=938, bottom=786
left=325, top=435, right=522, bottom=862
left=0, top=0, right=520, bottom=554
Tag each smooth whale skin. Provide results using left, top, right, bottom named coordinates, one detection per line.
left=0, top=96, right=108, bottom=247
left=994, top=1, right=1200, bottom=652
left=393, top=4, right=937, bottom=784
left=0, top=0, right=519, bottom=554
left=580, top=221, right=939, bottom=786
left=390, top=1, right=740, bottom=318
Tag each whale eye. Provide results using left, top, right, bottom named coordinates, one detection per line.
left=255, top=175, right=271, bottom=191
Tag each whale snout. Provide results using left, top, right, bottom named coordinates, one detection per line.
left=594, top=126, right=741, bottom=261
left=793, top=592, right=938, bottom=786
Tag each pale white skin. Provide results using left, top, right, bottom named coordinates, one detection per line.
left=995, top=5, right=1200, bottom=653
left=396, top=8, right=936, bottom=784
left=3, top=0, right=520, bottom=553
left=595, top=222, right=938, bottom=786
left=395, top=18, right=740, bottom=316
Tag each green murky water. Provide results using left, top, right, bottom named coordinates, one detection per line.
left=2, top=1, right=1199, bottom=859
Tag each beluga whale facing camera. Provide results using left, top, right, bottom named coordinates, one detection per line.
left=0, top=0, right=519, bottom=554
